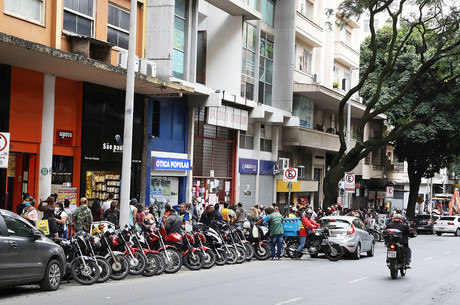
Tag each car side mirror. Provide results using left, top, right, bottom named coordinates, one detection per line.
left=33, top=231, right=42, bottom=240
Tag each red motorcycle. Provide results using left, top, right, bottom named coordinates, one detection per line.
left=128, top=227, right=164, bottom=276
left=143, top=224, right=182, bottom=274
left=175, top=230, right=205, bottom=270
left=109, top=228, right=147, bottom=275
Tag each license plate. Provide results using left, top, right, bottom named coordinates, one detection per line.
left=418, top=227, right=424, bottom=229
left=387, top=251, right=397, bottom=258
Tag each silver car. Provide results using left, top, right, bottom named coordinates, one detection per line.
left=320, top=216, right=375, bottom=259
left=0, top=209, right=66, bottom=290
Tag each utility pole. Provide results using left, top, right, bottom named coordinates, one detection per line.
left=120, top=0, right=138, bottom=228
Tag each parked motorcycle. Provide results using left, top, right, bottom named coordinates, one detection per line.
left=128, top=226, right=163, bottom=276
left=233, top=222, right=255, bottom=261
left=111, top=228, right=147, bottom=275
left=212, top=221, right=246, bottom=264
left=85, top=234, right=112, bottom=283
left=285, top=227, right=344, bottom=261
left=144, top=223, right=182, bottom=274
left=199, top=223, right=230, bottom=265
left=191, top=224, right=216, bottom=269
left=242, top=223, right=271, bottom=260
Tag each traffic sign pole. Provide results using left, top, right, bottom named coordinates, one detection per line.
left=286, top=181, right=292, bottom=217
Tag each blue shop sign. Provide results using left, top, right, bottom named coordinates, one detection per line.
left=259, top=160, right=275, bottom=175
left=154, top=157, right=191, bottom=171
left=239, top=158, right=258, bottom=174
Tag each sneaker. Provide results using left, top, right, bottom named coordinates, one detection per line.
left=274, top=257, right=279, bottom=260
left=405, top=264, right=411, bottom=269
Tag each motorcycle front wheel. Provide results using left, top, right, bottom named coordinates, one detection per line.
left=183, top=251, right=205, bottom=270
left=161, top=249, right=182, bottom=274
left=215, top=248, right=228, bottom=266
left=142, top=252, right=160, bottom=277
left=235, top=245, right=246, bottom=264
left=254, top=243, right=271, bottom=260
left=242, top=242, right=255, bottom=261
left=225, top=247, right=238, bottom=264
left=154, top=253, right=166, bottom=275
left=324, top=243, right=344, bottom=261
left=107, top=254, right=130, bottom=280
left=70, top=258, right=100, bottom=285
left=202, top=249, right=216, bottom=269
left=95, top=256, right=112, bottom=283
left=127, top=250, right=147, bottom=275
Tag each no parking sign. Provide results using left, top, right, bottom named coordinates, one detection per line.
left=344, top=173, right=355, bottom=191
left=0, top=132, right=10, bottom=169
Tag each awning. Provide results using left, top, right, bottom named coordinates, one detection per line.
left=0, top=32, right=193, bottom=95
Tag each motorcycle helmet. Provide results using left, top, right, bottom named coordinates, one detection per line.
left=243, top=220, right=251, bottom=229
left=393, top=214, right=403, bottom=222
left=306, top=209, right=313, bottom=214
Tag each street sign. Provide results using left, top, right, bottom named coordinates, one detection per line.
left=283, top=168, right=298, bottom=182
left=344, top=173, right=355, bottom=191
left=386, top=186, right=394, bottom=198
left=0, top=132, right=10, bottom=169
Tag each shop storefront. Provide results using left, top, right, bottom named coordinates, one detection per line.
left=259, top=160, right=276, bottom=205
left=80, top=84, right=144, bottom=205
left=239, top=158, right=257, bottom=208
left=192, top=106, right=248, bottom=207
left=0, top=66, right=82, bottom=211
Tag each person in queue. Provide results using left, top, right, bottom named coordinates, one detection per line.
left=165, top=209, right=183, bottom=234
left=255, top=207, right=284, bottom=260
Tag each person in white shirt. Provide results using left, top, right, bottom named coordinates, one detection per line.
left=102, top=193, right=115, bottom=212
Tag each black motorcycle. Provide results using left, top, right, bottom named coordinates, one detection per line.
left=383, top=228, right=409, bottom=279
left=285, top=227, right=344, bottom=261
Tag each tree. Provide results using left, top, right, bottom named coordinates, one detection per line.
left=321, top=0, right=460, bottom=207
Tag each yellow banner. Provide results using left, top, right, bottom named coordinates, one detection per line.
left=57, top=187, right=78, bottom=206
left=277, top=180, right=301, bottom=192
left=37, top=220, right=50, bottom=235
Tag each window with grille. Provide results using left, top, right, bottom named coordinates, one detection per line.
left=107, top=4, right=130, bottom=49
left=63, top=0, right=95, bottom=37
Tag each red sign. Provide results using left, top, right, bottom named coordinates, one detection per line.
left=283, top=168, right=298, bottom=182
left=56, top=130, right=73, bottom=145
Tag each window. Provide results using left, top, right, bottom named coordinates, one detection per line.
left=4, top=0, right=44, bottom=24
left=239, top=133, right=254, bottom=150
left=63, top=0, right=95, bottom=37
left=260, top=138, right=272, bottom=152
left=243, top=0, right=258, bottom=10
left=343, top=72, right=351, bottom=90
left=258, top=32, right=274, bottom=106
left=261, top=0, right=275, bottom=27
left=345, top=29, right=352, bottom=46
left=4, top=215, right=33, bottom=238
left=196, top=31, right=207, bottom=84
left=333, top=65, right=340, bottom=83
left=299, top=0, right=313, bottom=19
left=173, top=0, right=186, bottom=79
left=151, top=101, right=160, bottom=138
left=52, top=156, right=73, bottom=185
left=107, top=4, right=130, bottom=50
left=241, top=22, right=257, bottom=100
left=300, top=49, right=312, bottom=74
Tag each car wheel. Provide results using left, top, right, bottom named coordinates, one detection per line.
left=40, top=259, right=61, bottom=291
left=436, top=232, right=442, bottom=236
left=352, top=243, right=361, bottom=260
left=366, top=242, right=374, bottom=257
left=455, top=228, right=460, bottom=237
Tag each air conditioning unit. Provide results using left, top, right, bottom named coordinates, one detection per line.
left=298, top=165, right=305, bottom=179
left=117, top=51, right=139, bottom=70
left=313, top=74, right=321, bottom=84
left=138, top=59, right=157, bottom=77
left=278, top=158, right=289, bottom=171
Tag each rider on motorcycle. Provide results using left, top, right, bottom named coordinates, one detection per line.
left=386, top=214, right=411, bottom=268
left=293, top=209, right=320, bottom=259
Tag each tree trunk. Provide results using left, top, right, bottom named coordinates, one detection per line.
left=322, top=167, right=345, bottom=208
left=406, top=161, right=423, bottom=220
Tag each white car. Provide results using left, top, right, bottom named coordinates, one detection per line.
left=433, top=215, right=460, bottom=236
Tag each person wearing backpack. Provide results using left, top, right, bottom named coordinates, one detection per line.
left=104, top=201, right=120, bottom=228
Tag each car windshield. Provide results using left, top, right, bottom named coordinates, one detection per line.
left=415, top=215, right=430, bottom=219
left=439, top=217, right=456, bottom=221
left=322, top=219, right=350, bottom=229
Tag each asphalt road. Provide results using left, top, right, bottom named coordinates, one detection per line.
left=1, top=234, right=459, bottom=305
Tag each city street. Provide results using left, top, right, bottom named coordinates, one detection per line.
left=1, top=234, right=459, bottom=305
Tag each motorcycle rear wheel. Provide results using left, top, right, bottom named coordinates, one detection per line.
left=325, top=243, right=344, bottom=261
left=390, top=260, right=398, bottom=279
left=142, top=252, right=160, bottom=277
left=254, top=243, right=271, bottom=260
left=202, top=249, right=216, bottom=269
left=70, top=258, right=100, bottom=285
left=183, top=251, right=205, bottom=270
left=242, top=242, right=255, bottom=261
left=107, top=254, right=130, bottom=280
left=235, top=245, right=246, bottom=264
left=154, top=253, right=166, bottom=275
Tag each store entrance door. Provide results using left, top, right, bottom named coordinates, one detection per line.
left=6, top=153, right=37, bottom=212
left=150, top=176, right=179, bottom=219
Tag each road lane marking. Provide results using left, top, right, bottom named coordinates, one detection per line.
left=348, top=277, right=368, bottom=284
left=275, top=297, right=303, bottom=305
left=424, top=257, right=433, bottom=261
left=444, top=251, right=451, bottom=254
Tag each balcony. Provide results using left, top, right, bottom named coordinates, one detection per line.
left=283, top=126, right=356, bottom=152
left=293, top=68, right=315, bottom=85
left=295, top=12, right=323, bottom=47
left=334, top=41, right=359, bottom=68
left=205, top=0, right=261, bottom=20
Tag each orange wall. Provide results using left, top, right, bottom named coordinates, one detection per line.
left=9, top=67, right=44, bottom=145
left=0, top=0, right=55, bottom=46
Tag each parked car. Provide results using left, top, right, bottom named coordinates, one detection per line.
left=320, top=216, right=375, bottom=260
left=0, top=209, right=66, bottom=291
left=414, top=214, right=440, bottom=234
left=433, top=215, right=460, bottom=236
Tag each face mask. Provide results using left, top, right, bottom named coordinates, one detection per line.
left=55, top=207, right=60, bottom=212
left=25, top=202, right=31, bottom=207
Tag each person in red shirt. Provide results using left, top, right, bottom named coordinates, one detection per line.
left=293, top=209, right=320, bottom=259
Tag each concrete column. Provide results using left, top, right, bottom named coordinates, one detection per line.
left=272, top=126, right=280, bottom=203
left=140, top=98, right=149, bottom=205
left=235, top=130, right=240, bottom=204
left=38, top=74, right=56, bottom=201
left=254, top=123, right=261, bottom=205
left=186, top=107, right=195, bottom=202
